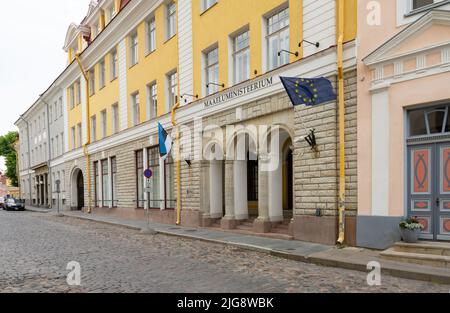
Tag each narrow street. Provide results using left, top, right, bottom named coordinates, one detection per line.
left=0, top=210, right=448, bottom=293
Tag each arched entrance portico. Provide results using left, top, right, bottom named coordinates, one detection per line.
left=71, top=168, right=84, bottom=211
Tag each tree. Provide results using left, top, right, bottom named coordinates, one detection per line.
left=0, top=131, right=19, bottom=187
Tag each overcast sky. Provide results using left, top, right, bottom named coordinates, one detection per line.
left=0, top=0, right=91, bottom=171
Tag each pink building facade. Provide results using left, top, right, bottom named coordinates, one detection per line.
left=357, top=0, right=450, bottom=248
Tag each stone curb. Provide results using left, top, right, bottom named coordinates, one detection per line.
left=61, top=212, right=450, bottom=285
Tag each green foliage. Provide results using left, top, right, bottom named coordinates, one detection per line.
left=0, top=131, right=19, bottom=187
left=399, top=217, right=424, bottom=231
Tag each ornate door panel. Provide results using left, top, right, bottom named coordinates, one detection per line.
left=408, top=143, right=450, bottom=241
left=408, top=145, right=434, bottom=240
left=436, top=144, right=450, bottom=240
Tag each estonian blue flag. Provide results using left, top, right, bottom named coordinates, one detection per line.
left=280, top=77, right=336, bottom=106
left=158, top=122, right=173, bottom=160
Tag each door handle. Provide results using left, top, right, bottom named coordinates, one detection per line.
left=436, top=198, right=440, bottom=207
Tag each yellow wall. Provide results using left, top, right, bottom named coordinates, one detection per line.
left=68, top=86, right=82, bottom=149
left=89, top=47, right=120, bottom=141
left=192, top=0, right=302, bottom=99
left=126, top=2, right=179, bottom=127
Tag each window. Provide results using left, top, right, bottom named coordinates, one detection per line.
left=92, top=24, right=99, bottom=38
left=55, top=135, right=59, bottom=156
left=51, top=138, right=54, bottom=158
left=148, top=83, right=157, bottom=120
left=205, top=47, right=219, bottom=95
left=412, top=0, right=434, bottom=10
left=59, top=97, right=63, bottom=117
left=408, top=105, right=450, bottom=137
left=130, top=32, right=139, bottom=66
left=111, top=157, right=117, bottom=207
left=267, top=7, right=290, bottom=70
left=54, top=103, right=57, bottom=121
left=100, top=110, right=107, bottom=139
left=136, top=150, right=144, bottom=208
left=99, top=59, right=106, bottom=89
left=107, top=4, right=116, bottom=23
left=167, top=72, right=178, bottom=111
left=147, top=18, right=156, bottom=53
left=75, top=80, right=81, bottom=105
left=89, top=68, right=95, bottom=96
left=233, top=30, right=250, bottom=84
left=71, top=126, right=76, bottom=150
left=49, top=105, right=53, bottom=123
left=165, top=155, right=176, bottom=209
left=110, top=49, right=118, bottom=80
left=90, top=115, right=97, bottom=142
left=77, top=123, right=82, bottom=148
left=167, top=2, right=177, bottom=39
left=94, top=161, right=100, bottom=207
left=102, top=159, right=110, bottom=207
left=202, top=0, right=217, bottom=12
left=69, top=86, right=75, bottom=109
left=131, top=92, right=140, bottom=126
left=147, top=147, right=160, bottom=208
left=112, top=103, right=119, bottom=134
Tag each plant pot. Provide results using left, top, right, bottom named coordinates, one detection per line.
left=400, top=228, right=421, bottom=243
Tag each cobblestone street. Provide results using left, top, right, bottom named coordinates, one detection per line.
left=0, top=210, right=449, bottom=293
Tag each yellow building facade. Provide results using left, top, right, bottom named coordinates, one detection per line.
left=18, top=0, right=359, bottom=246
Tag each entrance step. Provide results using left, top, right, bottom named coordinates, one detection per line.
left=270, top=219, right=292, bottom=236
left=380, top=241, right=450, bottom=268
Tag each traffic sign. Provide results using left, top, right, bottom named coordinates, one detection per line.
left=144, top=169, right=153, bottom=179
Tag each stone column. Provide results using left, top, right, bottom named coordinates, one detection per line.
left=199, top=161, right=211, bottom=225
left=210, top=160, right=223, bottom=218
left=268, top=152, right=283, bottom=222
left=221, top=160, right=237, bottom=229
left=234, top=160, right=248, bottom=220
left=254, top=153, right=271, bottom=233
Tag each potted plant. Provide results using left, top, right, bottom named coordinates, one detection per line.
left=399, top=217, right=424, bottom=243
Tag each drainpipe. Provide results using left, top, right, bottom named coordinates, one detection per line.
left=173, top=0, right=182, bottom=225
left=336, top=0, right=346, bottom=245
left=75, top=53, right=92, bottom=214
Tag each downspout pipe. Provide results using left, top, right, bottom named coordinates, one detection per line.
left=337, top=0, right=346, bottom=245
left=75, top=53, right=92, bottom=214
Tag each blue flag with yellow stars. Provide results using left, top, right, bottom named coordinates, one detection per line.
left=280, top=77, right=336, bottom=106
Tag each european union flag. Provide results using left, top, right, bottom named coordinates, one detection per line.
left=280, top=77, right=336, bottom=106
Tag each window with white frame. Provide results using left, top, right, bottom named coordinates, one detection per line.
left=59, top=97, right=63, bottom=117
left=69, top=86, right=75, bottom=109
left=107, top=4, right=116, bottom=23
left=89, top=68, right=95, bottom=96
left=267, top=7, right=290, bottom=71
left=90, top=115, right=97, bottom=142
left=110, top=48, right=118, bottom=81
left=77, top=123, right=82, bottom=148
left=75, top=80, right=81, bottom=105
left=167, top=2, right=177, bottom=39
left=147, top=17, right=156, bottom=54
left=233, top=30, right=250, bottom=84
left=148, top=83, right=158, bottom=120
left=55, top=135, right=59, bottom=156
left=130, top=32, right=139, bottom=66
left=99, top=59, right=106, bottom=89
left=71, top=126, right=76, bottom=150
left=412, top=0, right=435, bottom=11
left=132, top=92, right=140, bottom=126
left=102, top=159, right=110, bottom=207
left=167, top=72, right=178, bottom=111
left=202, top=0, right=217, bottom=12
left=205, top=47, right=219, bottom=95
left=92, top=23, right=99, bottom=38
left=112, top=103, right=119, bottom=134
left=101, top=110, right=107, bottom=139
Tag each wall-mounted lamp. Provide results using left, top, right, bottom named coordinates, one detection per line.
left=278, top=49, right=299, bottom=57
left=206, top=82, right=225, bottom=89
left=305, top=129, right=320, bottom=158
left=181, top=94, right=199, bottom=103
left=299, top=40, right=320, bottom=48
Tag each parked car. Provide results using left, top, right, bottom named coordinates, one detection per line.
left=4, top=198, right=25, bottom=211
left=0, top=197, right=5, bottom=209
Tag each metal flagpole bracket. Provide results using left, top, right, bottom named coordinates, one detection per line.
left=299, top=40, right=320, bottom=48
